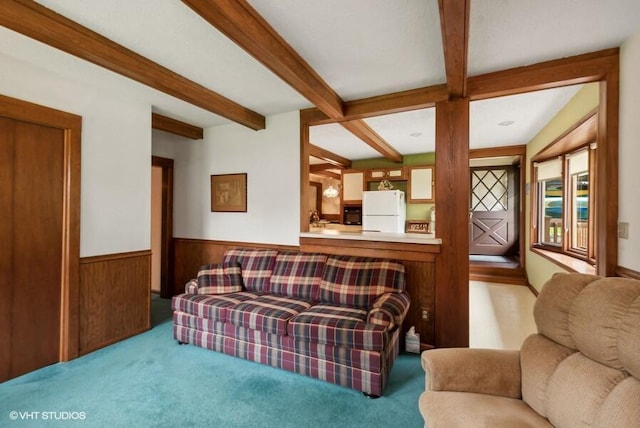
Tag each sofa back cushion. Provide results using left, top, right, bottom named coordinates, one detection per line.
left=319, top=255, right=405, bottom=309
left=196, top=262, right=244, bottom=294
left=222, top=248, right=278, bottom=293
left=269, top=251, right=327, bottom=301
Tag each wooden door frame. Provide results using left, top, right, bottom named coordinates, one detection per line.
left=470, top=145, right=526, bottom=267
left=309, top=181, right=322, bottom=217
left=151, top=156, right=174, bottom=298
left=0, top=94, right=81, bottom=362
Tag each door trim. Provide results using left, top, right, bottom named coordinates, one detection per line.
left=0, top=94, right=81, bottom=362
left=152, top=156, right=174, bottom=298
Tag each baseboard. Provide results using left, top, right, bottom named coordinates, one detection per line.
left=616, top=265, right=640, bottom=280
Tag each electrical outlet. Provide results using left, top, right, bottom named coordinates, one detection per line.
left=421, top=308, right=430, bottom=321
left=618, top=222, right=629, bottom=239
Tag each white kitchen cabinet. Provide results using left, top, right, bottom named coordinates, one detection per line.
left=341, top=170, right=365, bottom=203
left=407, top=166, right=435, bottom=203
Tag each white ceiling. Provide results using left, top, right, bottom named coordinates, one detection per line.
left=3, top=1, right=639, bottom=160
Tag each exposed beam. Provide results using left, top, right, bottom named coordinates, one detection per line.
left=340, top=121, right=403, bottom=163
left=438, top=0, right=470, bottom=98
left=0, top=0, right=265, bottom=130
left=182, top=0, right=343, bottom=119
left=310, top=163, right=344, bottom=173
left=311, top=170, right=341, bottom=180
left=183, top=0, right=403, bottom=162
left=470, top=144, right=526, bottom=160
left=303, top=84, right=449, bottom=126
left=309, top=144, right=351, bottom=169
left=152, top=113, right=203, bottom=140
left=467, top=48, right=619, bottom=100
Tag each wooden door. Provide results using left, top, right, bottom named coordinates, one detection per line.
left=469, top=166, right=517, bottom=256
left=0, top=117, right=64, bottom=381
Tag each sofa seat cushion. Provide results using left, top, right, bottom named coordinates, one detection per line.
left=172, top=292, right=260, bottom=323
left=228, top=295, right=313, bottom=336
left=288, top=304, right=387, bottom=351
left=419, top=391, right=553, bottom=428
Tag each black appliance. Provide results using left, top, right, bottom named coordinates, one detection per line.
left=343, top=205, right=362, bottom=225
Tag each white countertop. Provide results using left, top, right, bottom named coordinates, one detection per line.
left=300, top=229, right=441, bottom=245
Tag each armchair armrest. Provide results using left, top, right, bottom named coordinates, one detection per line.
left=367, top=291, right=410, bottom=331
left=422, top=348, right=521, bottom=399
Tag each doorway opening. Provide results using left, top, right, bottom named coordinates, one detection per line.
left=150, top=156, right=174, bottom=299
left=468, top=151, right=526, bottom=285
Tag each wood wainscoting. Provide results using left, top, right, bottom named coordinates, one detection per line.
left=172, top=238, right=299, bottom=296
left=79, top=250, right=151, bottom=355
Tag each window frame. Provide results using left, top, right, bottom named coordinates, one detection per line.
left=531, top=144, right=597, bottom=265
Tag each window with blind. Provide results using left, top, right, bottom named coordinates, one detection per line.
left=532, top=146, right=596, bottom=264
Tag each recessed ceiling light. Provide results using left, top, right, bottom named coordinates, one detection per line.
left=498, top=120, right=515, bottom=126
left=409, top=132, right=422, bottom=137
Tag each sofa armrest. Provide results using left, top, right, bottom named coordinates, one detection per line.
left=422, top=348, right=521, bottom=399
left=184, top=279, right=198, bottom=294
left=367, top=291, right=410, bottom=331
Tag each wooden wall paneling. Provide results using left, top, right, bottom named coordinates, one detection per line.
left=434, top=98, right=470, bottom=348
left=0, top=118, right=14, bottom=381
left=79, top=251, right=151, bottom=355
left=403, top=261, right=436, bottom=347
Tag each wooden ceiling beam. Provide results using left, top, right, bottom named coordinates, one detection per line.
left=182, top=0, right=343, bottom=120
left=311, top=170, right=341, bottom=180
left=310, top=163, right=344, bottom=173
left=438, top=0, right=470, bottom=98
left=340, top=121, right=403, bottom=163
left=467, top=48, right=619, bottom=100
left=309, top=144, right=352, bottom=169
left=183, top=0, right=404, bottom=162
left=0, top=0, right=264, bottom=130
left=152, top=113, right=204, bottom=140
left=301, top=84, right=449, bottom=126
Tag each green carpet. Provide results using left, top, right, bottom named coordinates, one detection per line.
left=1, top=319, right=425, bottom=427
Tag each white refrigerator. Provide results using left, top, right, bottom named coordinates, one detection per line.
left=362, top=190, right=406, bottom=233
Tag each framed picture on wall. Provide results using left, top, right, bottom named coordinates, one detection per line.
left=211, top=173, right=247, bottom=212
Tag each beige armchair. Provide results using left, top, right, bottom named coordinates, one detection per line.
left=419, top=273, right=640, bottom=428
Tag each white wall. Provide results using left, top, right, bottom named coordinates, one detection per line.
left=0, top=53, right=151, bottom=257
left=172, top=111, right=301, bottom=246
left=619, top=30, right=640, bottom=272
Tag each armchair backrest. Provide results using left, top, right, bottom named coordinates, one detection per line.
left=520, top=273, right=640, bottom=427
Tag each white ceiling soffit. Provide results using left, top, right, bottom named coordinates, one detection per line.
left=470, top=84, right=584, bottom=149
left=468, top=0, right=640, bottom=75
left=248, top=0, right=446, bottom=101
left=34, top=0, right=309, bottom=125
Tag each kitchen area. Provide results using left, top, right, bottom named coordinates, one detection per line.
left=307, top=160, right=437, bottom=238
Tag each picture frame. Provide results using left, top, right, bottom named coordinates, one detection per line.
left=211, top=173, right=247, bottom=212
left=405, top=220, right=429, bottom=234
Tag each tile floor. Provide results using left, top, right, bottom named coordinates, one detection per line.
left=469, top=281, right=538, bottom=350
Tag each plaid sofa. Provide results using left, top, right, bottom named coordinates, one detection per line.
left=172, top=249, right=410, bottom=397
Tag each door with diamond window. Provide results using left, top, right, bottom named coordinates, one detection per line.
left=469, top=166, right=517, bottom=255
